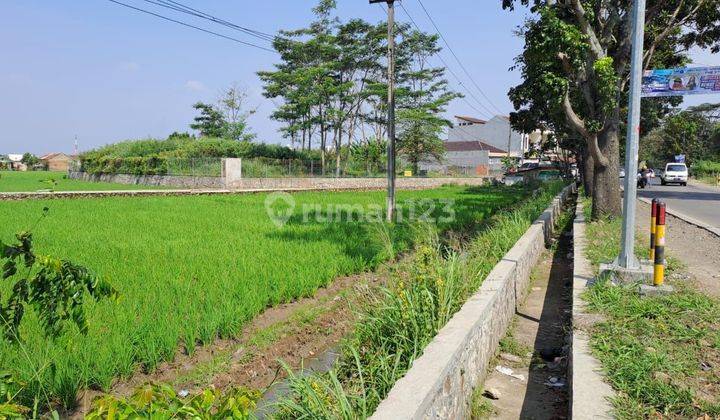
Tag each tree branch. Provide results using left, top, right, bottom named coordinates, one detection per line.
left=643, top=0, right=706, bottom=69
left=569, top=0, right=606, bottom=59
left=561, top=91, right=609, bottom=167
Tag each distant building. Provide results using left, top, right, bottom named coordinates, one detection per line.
left=420, top=115, right=531, bottom=175
left=420, top=140, right=507, bottom=175
left=447, top=115, right=528, bottom=158
left=7, top=154, right=27, bottom=171
left=40, top=152, right=76, bottom=172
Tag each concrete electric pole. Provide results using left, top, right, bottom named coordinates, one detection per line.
left=371, top=0, right=396, bottom=222
left=617, top=0, right=647, bottom=269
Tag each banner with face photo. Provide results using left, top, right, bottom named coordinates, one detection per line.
left=642, top=66, right=720, bottom=97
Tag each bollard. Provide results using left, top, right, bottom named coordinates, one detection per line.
left=650, top=198, right=659, bottom=261
left=653, top=202, right=666, bottom=286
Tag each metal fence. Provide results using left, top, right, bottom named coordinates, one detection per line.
left=71, top=157, right=493, bottom=179
left=239, top=157, right=389, bottom=178
left=72, top=157, right=223, bottom=177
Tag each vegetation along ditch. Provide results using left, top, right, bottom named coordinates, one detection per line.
left=266, top=181, right=566, bottom=419
left=0, top=183, right=558, bottom=416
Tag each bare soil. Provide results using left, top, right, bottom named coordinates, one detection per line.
left=70, top=265, right=389, bottom=418
left=476, top=232, right=573, bottom=419
left=635, top=200, right=720, bottom=298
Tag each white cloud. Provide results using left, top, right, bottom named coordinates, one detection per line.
left=185, top=80, right=207, bottom=92
left=119, top=61, right=140, bottom=72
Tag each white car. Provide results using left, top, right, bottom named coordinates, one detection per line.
left=660, top=163, right=688, bottom=186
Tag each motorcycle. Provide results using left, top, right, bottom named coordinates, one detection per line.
left=637, top=171, right=650, bottom=189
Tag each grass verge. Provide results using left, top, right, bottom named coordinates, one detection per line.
left=581, top=197, right=720, bottom=418
left=270, top=181, right=567, bottom=418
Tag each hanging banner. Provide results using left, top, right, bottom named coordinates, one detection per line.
left=642, top=66, right=720, bottom=97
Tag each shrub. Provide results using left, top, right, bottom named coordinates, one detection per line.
left=79, top=137, right=305, bottom=175
left=692, top=160, right=720, bottom=177
left=86, top=384, right=260, bottom=419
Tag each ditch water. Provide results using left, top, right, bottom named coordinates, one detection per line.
left=254, top=347, right=341, bottom=418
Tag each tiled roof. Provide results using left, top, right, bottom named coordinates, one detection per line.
left=444, top=141, right=506, bottom=154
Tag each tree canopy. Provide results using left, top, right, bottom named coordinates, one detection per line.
left=503, top=0, right=720, bottom=218
left=258, top=0, right=457, bottom=176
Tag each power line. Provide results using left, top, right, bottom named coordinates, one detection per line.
left=106, top=0, right=276, bottom=52
left=414, top=0, right=505, bottom=115
left=141, top=0, right=279, bottom=43
left=387, top=2, right=495, bottom=119
left=375, top=3, right=498, bottom=152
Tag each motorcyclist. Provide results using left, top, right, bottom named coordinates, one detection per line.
left=638, top=164, right=651, bottom=188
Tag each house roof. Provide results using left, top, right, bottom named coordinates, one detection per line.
left=7, top=154, right=23, bottom=162
left=444, top=141, right=506, bottom=154
left=40, top=152, right=71, bottom=160
left=455, top=115, right=487, bottom=124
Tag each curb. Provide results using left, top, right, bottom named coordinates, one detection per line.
left=636, top=197, right=720, bottom=237
left=569, top=200, right=615, bottom=419
left=369, top=183, right=576, bottom=419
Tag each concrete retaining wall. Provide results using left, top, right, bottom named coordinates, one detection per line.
left=68, top=170, right=486, bottom=192
left=68, top=172, right=223, bottom=189
left=225, top=176, right=486, bottom=191
left=370, top=184, right=575, bottom=420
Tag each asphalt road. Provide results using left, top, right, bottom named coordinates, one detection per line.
left=637, top=178, right=720, bottom=230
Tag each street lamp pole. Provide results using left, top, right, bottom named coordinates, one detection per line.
left=618, top=0, right=647, bottom=269
left=371, top=0, right=396, bottom=222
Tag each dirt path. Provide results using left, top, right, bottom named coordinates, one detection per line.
left=476, top=233, right=573, bottom=419
left=635, top=200, right=720, bottom=298
left=70, top=266, right=387, bottom=418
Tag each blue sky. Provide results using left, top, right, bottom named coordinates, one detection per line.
left=0, top=1, right=716, bottom=155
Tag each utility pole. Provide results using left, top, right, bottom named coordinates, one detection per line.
left=371, top=0, right=396, bottom=222
left=617, top=0, right=647, bottom=269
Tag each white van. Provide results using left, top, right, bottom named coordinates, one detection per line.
left=660, top=162, right=688, bottom=186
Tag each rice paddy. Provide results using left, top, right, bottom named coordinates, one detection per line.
left=0, top=171, right=168, bottom=192
left=0, top=184, right=528, bottom=409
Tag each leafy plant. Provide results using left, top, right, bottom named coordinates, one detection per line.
left=0, top=213, right=118, bottom=341
left=0, top=372, right=30, bottom=419
left=39, top=177, right=58, bottom=192
left=86, top=383, right=260, bottom=419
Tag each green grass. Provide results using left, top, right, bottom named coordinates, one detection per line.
left=0, top=184, right=528, bottom=410
left=272, top=182, right=567, bottom=418
left=581, top=198, right=720, bottom=418
left=0, top=171, right=168, bottom=192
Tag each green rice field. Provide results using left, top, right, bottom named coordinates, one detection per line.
left=0, top=184, right=530, bottom=409
left=0, top=171, right=169, bottom=192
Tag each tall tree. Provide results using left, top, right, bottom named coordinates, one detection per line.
left=641, top=103, right=720, bottom=164
left=259, top=1, right=456, bottom=177
left=190, top=102, right=226, bottom=138
left=395, top=31, right=459, bottom=173
left=218, top=84, right=256, bottom=142
left=503, top=0, right=720, bottom=218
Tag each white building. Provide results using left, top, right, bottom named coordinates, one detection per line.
left=448, top=115, right=529, bottom=158
left=420, top=115, right=531, bottom=175
left=7, top=154, right=27, bottom=171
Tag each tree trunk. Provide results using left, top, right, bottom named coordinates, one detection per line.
left=581, top=146, right=594, bottom=198
left=335, top=127, right=342, bottom=178
left=591, top=121, right=622, bottom=219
